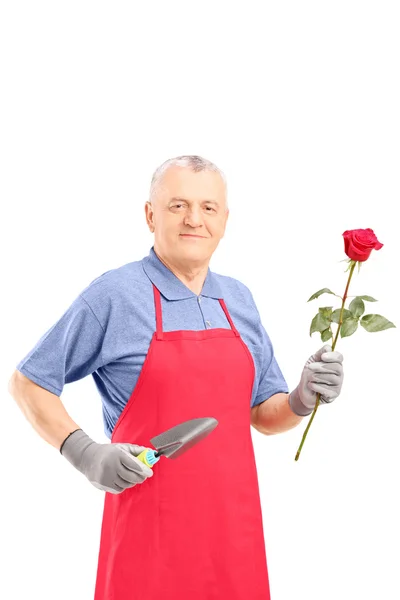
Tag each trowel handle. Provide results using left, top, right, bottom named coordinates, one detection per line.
left=136, top=448, right=161, bottom=469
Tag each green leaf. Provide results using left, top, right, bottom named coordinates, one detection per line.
left=319, top=306, right=333, bottom=319
left=349, top=297, right=365, bottom=318
left=321, top=328, right=332, bottom=342
left=310, top=312, right=331, bottom=336
left=331, top=308, right=352, bottom=324
left=357, top=295, right=378, bottom=302
left=340, top=317, right=359, bottom=338
left=307, top=288, right=337, bottom=302
left=360, top=314, right=396, bottom=332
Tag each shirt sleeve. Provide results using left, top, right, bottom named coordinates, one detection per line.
left=252, top=321, right=289, bottom=406
left=16, top=295, right=105, bottom=396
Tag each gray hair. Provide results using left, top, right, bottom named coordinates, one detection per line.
left=149, top=155, right=228, bottom=210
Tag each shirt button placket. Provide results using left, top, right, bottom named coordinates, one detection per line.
left=198, top=296, right=210, bottom=328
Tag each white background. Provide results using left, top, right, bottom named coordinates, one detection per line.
left=1, top=2, right=399, bottom=599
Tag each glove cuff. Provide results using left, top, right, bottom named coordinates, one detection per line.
left=288, top=386, right=314, bottom=417
left=60, top=429, right=95, bottom=472
left=59, top=429, right=82, bottom=454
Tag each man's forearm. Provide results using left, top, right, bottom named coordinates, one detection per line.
left=251, top=392, right=305, bottom=435
left=8, top=371, right=80, bottom=450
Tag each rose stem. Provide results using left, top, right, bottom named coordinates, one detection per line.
left=294, top=260, right=357, bottom=461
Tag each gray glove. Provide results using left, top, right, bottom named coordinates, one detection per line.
left=289, top=344, right=344, bottom=416
left=60, top=429, right=153, bottom=494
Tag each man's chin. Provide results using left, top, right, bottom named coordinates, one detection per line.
left=177, top=245, right=211, bottom=261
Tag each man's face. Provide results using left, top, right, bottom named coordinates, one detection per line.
left=145, top=166, right=229, bottom=266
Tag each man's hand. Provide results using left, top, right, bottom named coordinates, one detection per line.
left=61, top=429, right=153, bottom=494
left=289, top=344, right=344, bottom=416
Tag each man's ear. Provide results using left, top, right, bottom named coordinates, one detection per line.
left=145, top=201, right=155, bottom=233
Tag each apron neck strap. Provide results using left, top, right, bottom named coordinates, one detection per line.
left=219, top=299, right=240, bottom=335
left=153, top=285, right=164, bottom=338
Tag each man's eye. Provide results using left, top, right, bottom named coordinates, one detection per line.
left=171, top=204, right=215, bottom=211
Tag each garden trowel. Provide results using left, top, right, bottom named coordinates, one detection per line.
left=136, top=417, right=218, bottom=468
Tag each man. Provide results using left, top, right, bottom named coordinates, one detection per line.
left=9, top=155, right=344, bottom=599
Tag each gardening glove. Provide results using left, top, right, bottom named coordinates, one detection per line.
left=60, top=429, right=153, bottom=494
left=289, top=344, right=344, bottom=416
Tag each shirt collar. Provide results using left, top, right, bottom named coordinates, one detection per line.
left=142, top=246, right=223, bottom=300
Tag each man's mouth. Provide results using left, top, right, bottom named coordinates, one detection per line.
left=180, top=234, right=206, bottom=238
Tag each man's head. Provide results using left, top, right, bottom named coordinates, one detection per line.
left=145, top=155, right=229, bottom=268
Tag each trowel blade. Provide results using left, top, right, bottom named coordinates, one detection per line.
left=150, top=417, right=218, bottom=459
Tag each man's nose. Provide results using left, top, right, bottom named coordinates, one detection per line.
left=183, top=207, right=203, bottom=228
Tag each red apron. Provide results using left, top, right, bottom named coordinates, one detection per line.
left=94, top=284, right=271, bottom=599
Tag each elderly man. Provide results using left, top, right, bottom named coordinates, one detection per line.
left=9, top=155, right=344, bottom=600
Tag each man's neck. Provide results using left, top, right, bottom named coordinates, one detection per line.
left=154, top=248, right=209, bottom=296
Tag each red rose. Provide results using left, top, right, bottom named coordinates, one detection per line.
left=342, top=228, right=384, bottom=262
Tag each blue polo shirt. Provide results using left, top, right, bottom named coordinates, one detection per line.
left=16, top=247, right=289, bottom=439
